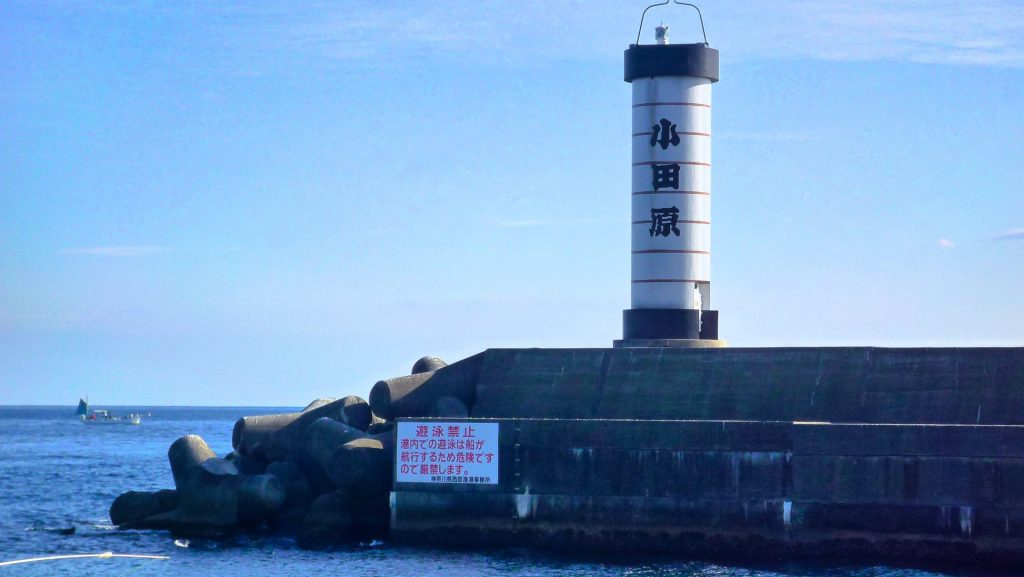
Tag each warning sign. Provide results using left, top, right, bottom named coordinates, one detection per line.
left=395, top=421, right=499, bottom=485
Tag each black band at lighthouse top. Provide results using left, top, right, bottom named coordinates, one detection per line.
left=624, top=44, right=719, bottom=83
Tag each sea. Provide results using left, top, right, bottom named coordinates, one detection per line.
left=0, top=406, right=1008, bottom=577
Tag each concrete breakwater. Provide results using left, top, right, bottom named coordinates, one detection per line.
left=109, top=356, right=452, bottom=548
left=387, top=347, right=1024, bottom=568
left=394, top=418, right=1024, bottom=567
left=112, top=346, right=1024, bottom=567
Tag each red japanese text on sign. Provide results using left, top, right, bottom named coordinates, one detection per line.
left=395, top=421, right=499, bottom=485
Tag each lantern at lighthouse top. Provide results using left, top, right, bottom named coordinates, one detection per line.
left=617, top=2, right=724, bottom=347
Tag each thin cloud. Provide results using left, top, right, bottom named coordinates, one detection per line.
left=63, top=246, right=171, bottom=257
left=499, top=220, right=547, bottom=227
left=718, top=131, right=818, bottom=142
left=937, top=238, right=956, bottom=248
left=497, top=218, right=612, bottom=228
left=45, top=2, right=1022, bottom=74
left=711, top=1, right=1024, bottom=68
left=992, top=227, right=1024, bottom=241
left=218, top=4, right=498, bottom=68
left=295, top=2, right=1024, bottom=68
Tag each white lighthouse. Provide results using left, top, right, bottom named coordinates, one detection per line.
left=617, top=8, right=724, bottom=347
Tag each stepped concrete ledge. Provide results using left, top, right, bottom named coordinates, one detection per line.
left=391, top=346, right=1024, bottom=569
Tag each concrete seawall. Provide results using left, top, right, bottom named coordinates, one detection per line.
left=393, top=419, right=1024, bottom=566
left=469, top=347, right=1024, bottom=424
left=391, top=347, right=1024, bottom=567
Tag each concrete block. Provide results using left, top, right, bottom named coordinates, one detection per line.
left=516, top=419, right=791, bottom=452
left=370, top=352, right=483, bottom=420
left=520, top=447, right=786, bottom=500
left=792, top=455, right=909, bottom=504
left=469, top=347, right=1024, bottom=424
left=793, top=423, right=1024, bottom=458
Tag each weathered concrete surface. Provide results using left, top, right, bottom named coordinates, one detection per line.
left=114, top=434, right=286, bottom=535
left=109, top=490, right=179, bottom=527
left=298, top=489, right=353, bottom=549
left=304, top=417, right=369, bottom=487
left=428, top=396, right=469, bottom=418
left=225, top=451, right=268, bottom=475
left=111, top=389, right=396, bottom=544
left=263, top=460, right=314, bottom=534
left=392, top=416, right=1024, bottom=568
left=470, top=348, right=1024, bottom=425
left=369, top=372, right=435, bottom=419
left=232, top=396, right=371, bottom=462
left=367, top=421, right=395, bottom=435
left=265, top=460, right=314, bottom=511
left=351, top=494, right=390, bottom=538
left=512, top=420, right=789, bottom=499
left=334, top=435, right=394, bottom=495
left=791, top=422, right=1024, bottom=458
left=109, top=346, right=1024, bottom=564
left=412, top=356, right=448, bottom=375
left=169, top=433, right=219, bottom=487
left=370, top=352, right=484, bottom=420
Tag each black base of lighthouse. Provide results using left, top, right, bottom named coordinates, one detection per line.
left=622, top=308, right=719, bottom=340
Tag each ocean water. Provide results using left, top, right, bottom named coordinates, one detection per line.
left=0, top=406, right=1001, bottom=576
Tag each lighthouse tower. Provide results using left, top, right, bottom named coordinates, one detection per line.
left=616, top=9, right=724, bottom=347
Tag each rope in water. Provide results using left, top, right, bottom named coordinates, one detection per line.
left=0, top=552, right=170, bottom=567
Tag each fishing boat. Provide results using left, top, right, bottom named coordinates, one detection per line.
left=76, top=398, right=142, bottom=425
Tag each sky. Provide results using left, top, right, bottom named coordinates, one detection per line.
left=1, top=1, right=1022, bottom=406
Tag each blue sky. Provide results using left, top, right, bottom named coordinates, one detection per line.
left=2, top=1, right=1022, bottom=406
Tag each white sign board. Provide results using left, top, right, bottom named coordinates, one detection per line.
left=396, top=421, right=499, bottom=485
